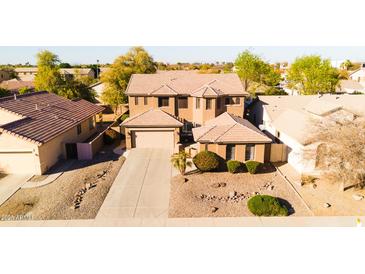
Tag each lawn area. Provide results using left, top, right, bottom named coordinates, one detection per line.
left=168, top=164, right=312, bottom=218
left=0, top=144, right=125, bottom=220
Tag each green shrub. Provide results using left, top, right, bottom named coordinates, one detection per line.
left=193, top=151, right=220, bottom=172
left=103, top=129, right=119, bottom=145
left=247, top=195, right=288, bottom=216
left=245, top=160, right=261, bottom=174
left=227, top=160, right=243, bottom=173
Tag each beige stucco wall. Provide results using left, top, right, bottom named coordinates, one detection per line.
left=197, top=142, right=268, bottom=163
left=37, top=116, right=98, bottom=174
left=177, top=97, right=193, bottom=122
left=0, top=109, right=22, bottom=126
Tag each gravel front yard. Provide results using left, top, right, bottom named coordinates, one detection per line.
left=0, top=144, right=125, bottom=220
left=169, top=166, right=312, bottom=218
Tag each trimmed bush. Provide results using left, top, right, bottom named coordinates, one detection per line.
left=247, top=195, right=288, bottom=216
left=103, top=129, right=119, bottom=145
left=193, top=151, right=220, bottom=172
left=227, top=160, right=243, bottom=173
left=245, top=160, right=261, bottom=174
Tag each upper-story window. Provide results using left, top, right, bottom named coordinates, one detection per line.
left=225, top=96, right=241, bottom=105
left=178, top=97, right=188, bottom=109
left=206, top=98, right=212, bottom=110
left=134, top=97, right=139, bottom=105
left=196, top=98, right=201, bottom=109
left=158, top=97, right=169, bottom=107
left=77, top=124, right=82, bottom=135
left=144, top=97, right=148, bottom=105
left=88, top=116, right=95, bottom=130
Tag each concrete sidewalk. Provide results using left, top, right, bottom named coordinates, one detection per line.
left=96, top=148, right=172, bottom=219
left=0, top=216, right=364, bottom=227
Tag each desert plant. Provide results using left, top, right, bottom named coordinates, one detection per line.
left=193, top=151, right=220, bottom=172
left=245, top=160, right=261, bottom=174
left=301, top=175, right=317, bottom=185
left=227, top=160, right=243, bottom=173
left=171, top=151, right=192, bottom=176
left=103, top=129, right=119, bottom=145
left=247, top=195, right=288, bottom=216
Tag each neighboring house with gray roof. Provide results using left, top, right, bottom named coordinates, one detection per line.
left=248, top=94, right=365, bottom=174
left=0, top=91, right=104, bottom=175
left=336, top=80, right=365, bottom=94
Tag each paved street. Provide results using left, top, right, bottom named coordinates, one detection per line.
left=96, top=148, right=172, bottom=219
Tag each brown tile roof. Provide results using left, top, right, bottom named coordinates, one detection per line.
left=126, top=70, right=248, bottom=97
left=193, top=112, right=271, bottom=144
left=121, top=109, right=183, bottom=128
left=0, top=91, right=104, bottom=145
left=0, top=79, right=35, bottom=92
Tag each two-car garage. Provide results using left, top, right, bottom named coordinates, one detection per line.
left=131, top=130, right=175, bottom=151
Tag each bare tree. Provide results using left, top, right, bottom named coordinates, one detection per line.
left=309, top=114, right=365, bottom=191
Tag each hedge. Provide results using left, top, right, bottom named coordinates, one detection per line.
left=245, top=160, right=261, bottom=174
left=193, top=151, right=220, bottom=172
left=103, top=129, right=119, bottom=145
left=247, top=195, right=288, bottom=216
left=227, top=160, right=243, bottom=173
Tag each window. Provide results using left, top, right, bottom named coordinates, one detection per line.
left=225, top=97, right=241, bottom=105
left=206, top=98, right=212, bottom=110
left=217, top=97, right=221, bottom=109
left=245, top=144, right=255, bottom=161
left=178, top=97, right=188, bottom=108
left=226, top=144, right=235, bottom=160
left=144, top=97, right=148, bottom=105
left=225, top=97, right=232, bottom=105
left=234, top=97, right=241, bottom=104
left=134, top=97, right=139, bottom=105
left=77, top=124, right=82, bottom=135
left=158, top=97, right=169, bottom=107
left=196, top=98, right=201, bottom=109
left=88, top=116, right=95, bottom=130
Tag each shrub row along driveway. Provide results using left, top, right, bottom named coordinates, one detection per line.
left=96, top=148, right=172, bottom=219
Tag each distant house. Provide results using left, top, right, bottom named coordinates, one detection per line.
left=0, top=79, right=35, bottom=93
left=60, top=68, right=96, bottom=79
left=0, top=92, right=104, bottom=175
left=248, top=94, right=365, bottom=174
left=336, top=80, right=365, bottom=94
left=89, top=81, right=106, bottom=104
left=0, top=70, right=12, bottom=82
left=14, top=67, right=96, bottom=81
left=14, top=67, right=37, bottom=81
left=349, top=64, right=365, bottom=83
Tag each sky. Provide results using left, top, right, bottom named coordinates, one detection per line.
left=1, top=46, right=365, bottom=65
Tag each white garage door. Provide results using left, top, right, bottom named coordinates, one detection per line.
left=132, top=130, right=174, bottom=152
left=0, top=151, right=37, bottom=175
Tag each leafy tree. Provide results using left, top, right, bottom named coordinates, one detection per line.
left=34, top=50, right=64, bottom=93
left=286, top=55, right=339, bottom=95
left=0, top=88, right=10, bottom=98
left=340, top=59, right=352, bottom=70
left=171, top=151, right=192, bottom=176
left=264, top=87, right=287, bottom=96
left=234, top=50, right=280, bottom=92
left=59, top=62, right=72, bottom=68
left=58, top=79, right=96, bottom=102
left=101, top=47, right=156, bottom=111
left=18, top=87, right=33, bottom=95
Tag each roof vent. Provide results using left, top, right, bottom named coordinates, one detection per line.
left=14, top=93, right=17, bottom=100
left=35, top=104, right=38, bottom=110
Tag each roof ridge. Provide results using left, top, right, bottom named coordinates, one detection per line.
left=196, top=125, right=216, bottom=142
left=123, top=108, right=153, bottom=124
left=214, top=123, right=236, bottom=142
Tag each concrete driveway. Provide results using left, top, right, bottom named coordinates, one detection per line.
left=0, top=174, right=32, bottom=206
left=96, top=148, right=172, bottom=219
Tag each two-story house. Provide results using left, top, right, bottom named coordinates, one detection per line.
left=121, top=70, right=271, bottom=162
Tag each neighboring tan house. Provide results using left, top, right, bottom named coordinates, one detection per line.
left=14, top=67, right=38, bottom=81
left=192, top=112, right=271, bottom=162
left=248, top=94, right=365, bottom=174
left=0, top=79, right=35, bottom=93
left=120, top=70, right=274, bottom=156
left=89, top=81, right=106, bottom=104
left=349, top=64, right=365, bottom=83
left=0, top=91, right=104, bottom=175
left=336, top=79, right=365, bottom=94
left=0, top=70, right=12, bottom=82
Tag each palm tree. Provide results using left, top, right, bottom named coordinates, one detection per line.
left=171, top=150, right=192, bottom=176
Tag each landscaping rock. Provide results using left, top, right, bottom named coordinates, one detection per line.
left=219, top=183, right=227, bottom=187
left=324, top=203, right=331, bottom=208
left=211, top=207, right=219, bottom=213
left=311, top=183, right=317, bottom=189
left=229, top=191, right=237, bottom=198
left=183, top=177, right=189, bottom=183
left=211, top=183, right=221, bottom=188
left=352, top=194, right=364, bottom=201
left=269, top=185, right=274, bottom=191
